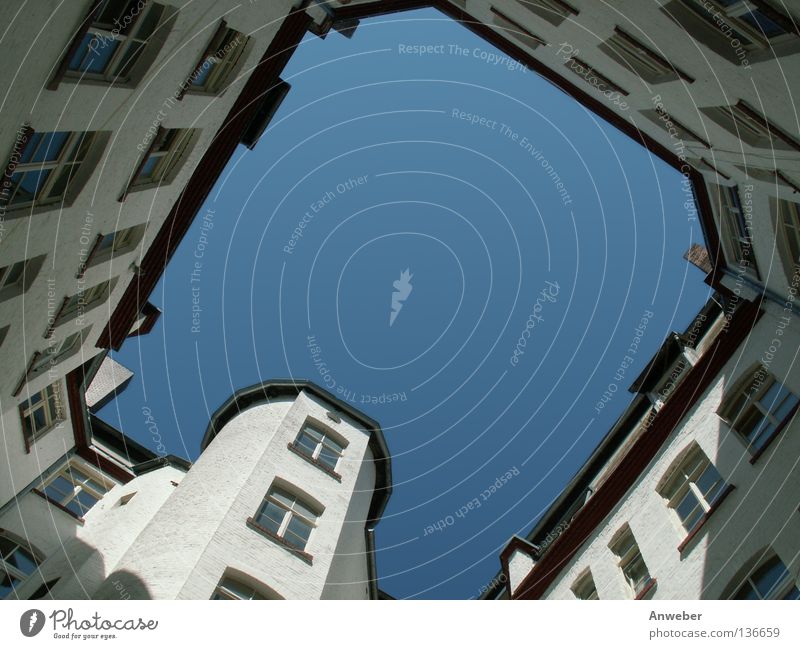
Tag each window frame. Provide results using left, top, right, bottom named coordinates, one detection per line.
left=53, top=279, right=114, bottom=331
left=718, top=365, right=800, bottom=457
left=490, top=6, right=547, bottom=49
left=604, top=28, right=694, bottom=84
left=38, top=461, right=113, bottom=519
left=19, top=381, right=66, bottom=449
left=211, top=576, right=273, bottom=600
left=252, top=485, right=321, bottom=554
left=571, top=571, right=599, bottom=600
left=1, top=531, right=43, bottom=600
left=610, top=527, right=652, bottom=598
left=659, top=446, right=728, bottom=533
left=65, top=0, right=160, bottom=85
left=185, top=23, right=249, bottom=96
left=733, top=555, right=800, bottom=600
left=682, top=0, right=794, bottom=50
left=775, top=197, right=800, bottom=281
left=291, top=421, right=346, bottom=474
left=708, top=182, right=759, bottom=278
left=124, top=127, right=198, bottom=196
left=5, top=131, right=96, bottom=211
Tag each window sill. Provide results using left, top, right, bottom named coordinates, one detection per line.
left=32, top=489, right=84, bottom=524
left=246, top=517, right=313, bottom=565
left=748, top=401, right=800, bottom=464
left=634, top=577, right=657, bottom=600
left=677, top=484, right=736, bottom=554
left=286, top=443, right=342, bottom=481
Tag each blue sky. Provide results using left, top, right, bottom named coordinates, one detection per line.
left=99, top=8, right=711, bottom=599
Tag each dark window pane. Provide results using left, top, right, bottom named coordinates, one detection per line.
left=740, top=11, right=787, bottom=38
left=256, top=502, right=284, bottom=534
left=29, top=132, right=68, bottom=163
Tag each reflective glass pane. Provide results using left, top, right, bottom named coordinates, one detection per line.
left=755, top=557, right=790, bottom=599
left=256, top=501, right=285, bottom=534
left=317, top=445, right=339, bottom=470
left=7, top=547, right=37, bottom=576
left=19, top=133, right=43, bottom=164
left=29, top=132, right=68, bottom=164
left=740, top=11, right=786, bottom=38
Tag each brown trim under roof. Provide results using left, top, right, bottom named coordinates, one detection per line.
left=127, top=300, right=162, bottom=338
left=513, top=298, right=762, bottom=599
left=96, top=9, right=312, bottom=350
left=65, top=361, right=135, bottom=484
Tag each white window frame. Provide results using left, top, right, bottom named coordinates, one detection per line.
left=59, top=280, right=113, bottom=323
left=189, top=26, right=248, bottom=95
left=293, top=422, right=346, bottom=471
left=131, top=128, right=195, bottom=189
left=710, top=183, right=759, bottom=278
left=255, top=486, right=320, bottom=551
left=1, top=533, right=41, bottom=599
left=776, top=198, right=800, bottom=279
left=571, top=571, right=599, bottom=600
left=720, top=366, right=799, bottom=454
left=40, top=461, right=113, bottom=518
left=19, top=381, right=66, bottom=444
left=610, top=529, right=651, bottom=597
left=67, top=0, right=161, bottom=84
left=660, top=447, right=727, bottom=532
left=6, top=131, right=95, bottom=210
left=211, top=576, right=269, bottom=600
left=0, top=260, right=26, bottom=292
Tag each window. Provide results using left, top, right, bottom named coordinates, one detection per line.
left=641, top=107, right=709, bottom=147
left=610, top=527, right=651, bottom=597
left=19, top=382, right=66, bottom=446
left=55, top=279, right=115, bottom=328
left=719, top=366, right=799, bottom=455
left=659, top=446, right=728, bottom=532
left=1, top=533, right=41, bottom=599
left=708, top=183, right=759, bottom=277
left=515, top=0, right=577, bottom=26
left=187, top=24, right=248, bottom=95
left=128, top=128, right=197, bottom=191
left=66, top=0, right=165, bottom=84
left=26, top=329, right=87, bottom=381
left=775, top=197, right=800, bottom=280
left=490, top=7, right=546, bottom=50
left=571, top=571, right=598, bottom=600
left=602, top=28, right=692, bottom=84
left=40, top=463, right=111, bottom=518
left=563, top=57, right=629, bottom=97
left=733, top=555, right=800, bottom=600
left=4, top=131, right=97, bottom=210
left=293, top=422, right=345, bottom=471
left=0, top=261, right=26, bottom=292
left=96, top=224, right=145, bottom=259
left=254, top=485, right=320, bottom=552
left=211, top=576, right=274, bottom=600
left=703, top=103, right=800, bottom=151
left=681, top=0, right=793, bottom=50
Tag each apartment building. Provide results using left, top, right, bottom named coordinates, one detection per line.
left=1, top=363, right=391, bottom=600
left=1, top=0, right=799, bottom=600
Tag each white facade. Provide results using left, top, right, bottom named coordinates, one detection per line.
left=538, top=308, right=800, bottom=600
left=0, top=379, right=390, bottom=600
